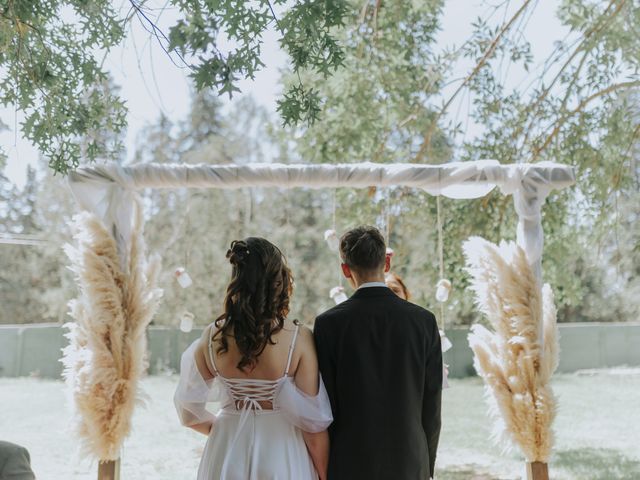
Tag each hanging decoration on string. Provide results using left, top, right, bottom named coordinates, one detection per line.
left=175, top=190, right=195, bottom=332
left=385, top=190, right=394, bottom=262
left=179, top=311, right=195, bottom=333
left=435, top=194, right=453, bottom=387
left=173, top=190, right=194, bottom=290
left=285, top=189, right=294, bottom=259
left=324, top=188, right=340, bottom=252
left=386, top=247, right=394, bottom=261
left=325, top=189, right=348, bottom=304
left=384, top=188, right=393, bottom=252
left=174, top=267, right=193, bottom=289
left=329, top=286, right=348, bottom=304
left=435, top=278, right=452, bottom=303
left=324, top=229, right=339, bottom=252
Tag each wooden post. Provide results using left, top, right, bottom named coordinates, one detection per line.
left=526, top=461, right=549, bottom=480
left=98, top=458, right=120, bottom=480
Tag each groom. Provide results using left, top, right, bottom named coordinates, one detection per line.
left=314, top=226, right=442, bottom=479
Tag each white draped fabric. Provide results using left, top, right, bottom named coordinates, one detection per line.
left=68, top=159, right=574, bottom=193
left=67, top=160, right=575, bottom=282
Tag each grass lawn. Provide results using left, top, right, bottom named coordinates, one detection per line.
left=1, top=368, right=638, bottom=479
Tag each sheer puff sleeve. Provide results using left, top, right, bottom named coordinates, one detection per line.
left=276, top=375, right=333, bottom=433
left=174, top=339, right=226, bottom=427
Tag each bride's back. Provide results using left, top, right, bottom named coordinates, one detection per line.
left=196, top=237, right=307, bottom=393
left=208, top=322, right=300, bottom=381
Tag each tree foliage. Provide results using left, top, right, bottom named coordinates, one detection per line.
left=0, top=0, right=126, bottom=173
left=110, top=91, right=341, bottom=332
left=1, top=0, right=349, bottom=174
left=278, top=0, right=640, bottom=322
left=281, top=0, right=450, bottom=164
left=2, top=86, right=638, bottom=327
left=2, top=1, right=639, bottom=327
left=447, top=0, right=640, bottom=313
left=453, top=1, right=639, bottom=200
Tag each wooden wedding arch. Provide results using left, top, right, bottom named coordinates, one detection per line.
left=65, top=160, right=575, bottom=480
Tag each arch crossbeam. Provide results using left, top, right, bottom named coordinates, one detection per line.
left=67, top=160, right=576, bottom=286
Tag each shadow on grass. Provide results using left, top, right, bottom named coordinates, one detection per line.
left=554, top=448, right=640, bottom=480
left=438, top=465, right=517, bottom=480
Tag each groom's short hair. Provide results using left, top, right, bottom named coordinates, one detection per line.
left=340, top=226, right=386, bottom=273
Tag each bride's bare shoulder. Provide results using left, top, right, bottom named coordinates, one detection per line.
left=281, top=319, right=312, bottom=336
left=298, top=325, right=314, bottom=346
left=289, top=320, right=314, bottom=352
left=198, top=322, right=215, bottom=346
left=194, top=323, right=218, bottom=377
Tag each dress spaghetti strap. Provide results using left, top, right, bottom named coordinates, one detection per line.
left=208, top=321, right=299, bottom=378
left=207, top=323, right=220, bottom=376
left=284, top=322, right=300, bottom=376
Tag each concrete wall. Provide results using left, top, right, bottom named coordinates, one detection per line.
left=444, top=322, right=640, bottom=378
left=147, top=327, right=203, bottom=375
left=1, top=323, right=639, bottom=379
left=0, top=324, right=66, bottom=378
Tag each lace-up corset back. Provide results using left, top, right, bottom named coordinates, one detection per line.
left=208, top=323, right=300, bottom=411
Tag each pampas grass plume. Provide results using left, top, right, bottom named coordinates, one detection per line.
left=463, top=236, right=559, bottom=462
left=61, top=201, right=162, bottom=461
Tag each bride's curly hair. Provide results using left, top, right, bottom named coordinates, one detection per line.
left=212, top=237, right=293, bottom=371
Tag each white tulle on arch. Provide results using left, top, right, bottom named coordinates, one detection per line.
left=68, top=159, right=575, bottom=283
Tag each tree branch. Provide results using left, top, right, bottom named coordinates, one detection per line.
left=516, top=0, right=626, bottom=154
left=413, top=0, right=533, bottom=162
left=531, top=80, right=640, bottom=161
left=128, top=0, right=190, bottom=69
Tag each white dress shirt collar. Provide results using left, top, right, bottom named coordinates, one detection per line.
left=358, top=281, right=388, bottom=289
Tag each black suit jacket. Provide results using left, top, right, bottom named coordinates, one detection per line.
left=314, top=286, right=442, bottom=480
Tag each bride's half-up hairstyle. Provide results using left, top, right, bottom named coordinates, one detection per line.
left=213, top=237, right=293, bottom=371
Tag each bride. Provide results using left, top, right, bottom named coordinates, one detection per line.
left=174, top=238, right=333, bottom=480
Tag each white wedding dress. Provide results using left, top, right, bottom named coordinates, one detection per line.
left=174, top=323, right=333, bottom=480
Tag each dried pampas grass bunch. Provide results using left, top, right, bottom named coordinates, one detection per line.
left=61, top=200, right=162, bottom=461
left=463, top=237, right=559, bottom=463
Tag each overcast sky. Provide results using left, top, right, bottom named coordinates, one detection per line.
left=1, top=1, right=565, bottom=188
